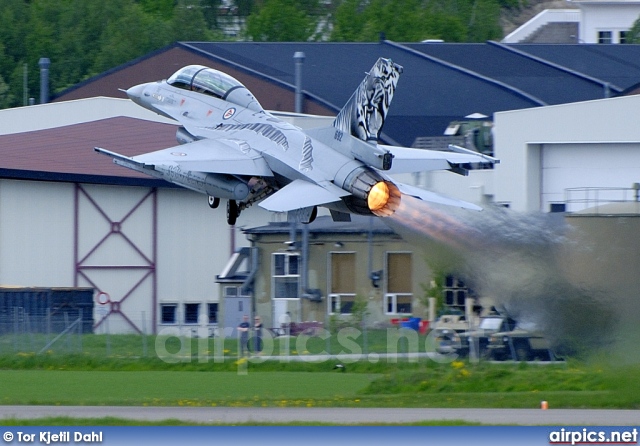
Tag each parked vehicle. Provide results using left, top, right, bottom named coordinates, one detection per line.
left=487, top=325, right=554, bottom=361
left=436, top=314, right=516, bottom=358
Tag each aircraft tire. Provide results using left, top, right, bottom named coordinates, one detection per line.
left=208, top=196, right=220, bottom=209
left=303, top=206, right=318, bottom=224
left=227, top=200, right=238, bottom=225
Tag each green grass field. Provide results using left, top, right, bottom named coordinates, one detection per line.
left=0, top=370, right=373, bottom=406
left=1, top=333, right=639, bottom=414
left=0, top=359, right=638, bottom=410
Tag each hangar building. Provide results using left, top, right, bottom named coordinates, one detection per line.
left=0, top=97, right=275, bottom=335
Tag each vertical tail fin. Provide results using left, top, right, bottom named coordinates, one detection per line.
left=333, top=58, right=403, bottom=143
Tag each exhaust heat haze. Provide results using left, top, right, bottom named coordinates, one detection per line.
left=386, top=194, right=624, bottom=359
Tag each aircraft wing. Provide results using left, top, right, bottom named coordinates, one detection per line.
left=130, top=138, right=273, bottom=177
left=396, top=182, right=482, bottom=211
left=259, top=179, right=349, bottom=212
left=381, top=144, right=498, bottom=175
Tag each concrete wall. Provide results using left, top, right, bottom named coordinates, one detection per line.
left=248, top=230, right=433, bottom=329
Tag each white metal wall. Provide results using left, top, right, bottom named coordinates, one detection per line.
left=0, top=178, right=272, bottom=334
left=0, top=179, right=75, bottom=286
left=494, top=95, right=640, bottom=212
left=541, top=143, right=640, bottom=212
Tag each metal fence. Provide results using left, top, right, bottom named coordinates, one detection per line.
left=0, top=309, right=442, bottom=363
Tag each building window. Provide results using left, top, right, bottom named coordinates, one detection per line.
left=329, top=252, right=356, bottom=314
left=330, top=293, right=356, bottom=314
left=385, top=252, right=413, bottom=314
left=385, top=294, right=412, bottom=314
left=597, top=31, right=612, bottom=44
left=272, top=253, right=300, bottom=299
left=184, top=303, right=200, bottom=324
left=208, top=303, right=218, bottom=324
left=443, top=275, right=472, bottom=309
left=224, top=286, right=238, bottom=297
left=161, top=304, right=177, bottom=324
left=619, top=31, right=628, bottom=44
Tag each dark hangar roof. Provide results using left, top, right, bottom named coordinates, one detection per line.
left=510, top=44, right=640, bottom=93
left=53, top=41, right=640, bottom=147
left=181, top=41, right=640, bottom=145
left=183, top=41, right=543, bottom=145
left=403, top=42, right=618, bottom=105
left=0, top=117, right=178, bottom=187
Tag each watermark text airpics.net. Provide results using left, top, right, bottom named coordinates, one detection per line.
left=154, top=326, right=458, bottom=367
left=549, top=428, right=638, bottom=445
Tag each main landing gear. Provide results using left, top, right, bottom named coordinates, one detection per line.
left=226, top=199, right=239, bottom=225
left=208, top=195, right=241, bottom=225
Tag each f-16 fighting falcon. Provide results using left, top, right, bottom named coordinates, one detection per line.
left=95, top=58, right=498, bottom=225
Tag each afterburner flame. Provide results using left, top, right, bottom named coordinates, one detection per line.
left=366, top=181, right=401, bottom=217
left=368, top=181, right=390, bottom=211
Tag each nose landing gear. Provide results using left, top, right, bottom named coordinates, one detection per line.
left=208, top=196, right=220, bottom=209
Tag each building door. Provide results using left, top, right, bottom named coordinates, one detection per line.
left=273, top=299, right=289, bottom=332
left=223, top=286, right=251, bottom=337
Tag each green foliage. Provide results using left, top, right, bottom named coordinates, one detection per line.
left=0, top=0, right=215, bottom=108
left=628, top=14, right=640, bottom=43
left=330, top=0, right=500, bottom=42
left=246, top=0, right=319, bottom=41
left=419, top=269, right=446, bottom=316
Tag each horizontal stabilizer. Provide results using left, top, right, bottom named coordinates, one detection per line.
left=381, top=145, right=498, bottom=174
left=397, top=182, right=482, bottom=211
left=448, top=144, right=499, bottom=164
left=259, top=179, right=348, bottom=213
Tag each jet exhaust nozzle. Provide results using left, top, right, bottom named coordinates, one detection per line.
left=341, top=167, right=401, bottom=217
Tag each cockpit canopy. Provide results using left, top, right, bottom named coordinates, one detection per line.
left=167, top=65, right=263, bottom=111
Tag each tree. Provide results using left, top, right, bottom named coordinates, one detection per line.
left=246, top=0, right=318, bottom=41
left=466, top=0, right=502, bottom=42
left=330, top=0, right=476, bottom=42
left=0, top=74, right=13, bottom=109
left=330, top=0, right=371, bottom=41
left=172, top=0, right=219, bottom=41
left=92, top=1, right=173, bottom=73
left=628, top=14, right=640, bottom=43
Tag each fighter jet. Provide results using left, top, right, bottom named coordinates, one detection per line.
left=95, top=58, right=498, bottom=225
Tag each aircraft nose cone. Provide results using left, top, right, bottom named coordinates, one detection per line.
left=126, top=84, right=146, bottom=103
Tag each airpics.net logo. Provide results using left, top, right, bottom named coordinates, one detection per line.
left=153, top=325, right=459, bottom=368
left=549, top=428, right=638, bottom=445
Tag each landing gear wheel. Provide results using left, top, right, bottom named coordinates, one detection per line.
left=208, top=196, right=220, bottom=209
left=309, top=205, right=318, bottom=223
left=303, top=206, right=318, bottom=224
left=227, top=200, right=238, bottom=225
